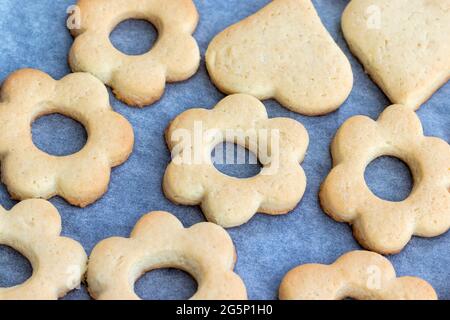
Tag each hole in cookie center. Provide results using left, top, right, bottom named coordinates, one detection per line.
left=110, top=19, right=158, bottom=55
left=135, top=268, right=198, bottom=300
left=32, top=114, right=87, bottom=156
left=0, top=245, right=32, bottom=288
left=212, top=142, right=262, bottom=178
left=364, top=156, right=413, bottom=202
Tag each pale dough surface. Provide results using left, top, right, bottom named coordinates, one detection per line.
left=0, top=69, right=134, bottom=207
left=279, top=250, right=437, bottom=300
left=87, top=211, right=247, bottom=300
left=163, top=94, right=309, bottom=228
left=0, top=200, right=87, bottom=300
left=206, top=0, right=353, bottom=116
left=342, top=0, right=450, bottom=110
left=69, top=0, right=200, bottom=107
left=320, top=105, right=450, bottom=254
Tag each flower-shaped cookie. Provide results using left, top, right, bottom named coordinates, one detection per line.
left=0, top=200, right=87, bottom=300
left=68, top=0, right=200, bottom=107
left=279, top=250, right=437, bottom=300
left=87, top=211, right=247, bottom=300
left=163, top=94, right=309, bottom=228
left=0, top=69, right=134, bottom=207
left=320, top=105, right=450, bottom=254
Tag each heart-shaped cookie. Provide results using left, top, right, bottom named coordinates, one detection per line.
left=206, top=0, right=353, bottom=116
left=342, top=0, right=450, bottom=110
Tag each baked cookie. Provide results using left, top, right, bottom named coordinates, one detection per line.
left=0, top=200, right=87, bottom=300
left=0, top=69, right=134, bottom=207
left=279, top=250, right=437, bottom=300
left=68, top=0, right=200, bottom=107
left=342, top=0, right=450, bottom=109
left=87, top=211, right=247, bottom=300
left=206, top=0, right=353, bottom=116
left=163, top=94, right=309, bottom=228
left=320, top=105, right=450, bottom=254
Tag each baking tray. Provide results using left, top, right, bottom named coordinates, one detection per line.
left=0, top=0, right=448, bottom=300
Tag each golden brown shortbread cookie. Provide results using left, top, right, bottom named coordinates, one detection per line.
left=342, top=0, right=450, bottom=109
left=0, top=200, right=87, bottom=300
left=320, top=105, right=450, bottom=254
left=68, top=0, right=200, bottom=107
left=87, top=211, right=247, bottom=300
left=279, top=250, right=437, bottom=300
left=163, top=94, right=309, bottom=228
left=206, top=0, right=353, bottom=116
left=0, top=69, right=134, bottom=207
